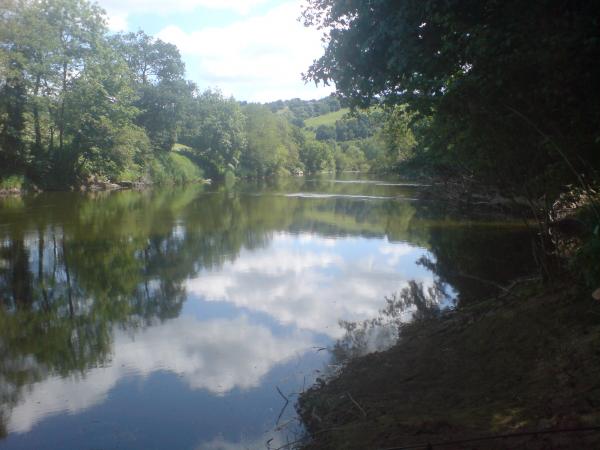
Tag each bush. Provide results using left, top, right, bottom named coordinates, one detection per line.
left=0, top=174, right=26, bottom=191
left=149, top=153, right=203, bottom=185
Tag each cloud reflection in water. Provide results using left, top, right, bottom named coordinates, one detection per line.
left=7, top=316, right=313, bottom=434
left=187, top=233, right=434, bottom=338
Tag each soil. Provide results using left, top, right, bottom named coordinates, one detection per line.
left=297, top=281, right=600, bottom=449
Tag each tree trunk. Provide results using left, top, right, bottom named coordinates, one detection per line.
left=59, top=61, right=67, bottom=154
left=33, top=74, right=42, bottom=152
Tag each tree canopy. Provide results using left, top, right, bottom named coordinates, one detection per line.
left=302, top=0, right=600, bottom=192
left=0, top=0, right=412, bottom=188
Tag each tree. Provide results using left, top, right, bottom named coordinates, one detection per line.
left=299, top=136, right=334, bottom=173
left=60, top=39, right=151, bottom=181
left=241, top=104, right=300, bottom=177
left=110, top=31, right=185, bottom=86
left=0, top=0, right=30, bottom=173
left=315, top=124, right=335, bottom=141
left=180, top=89, right=247, bottom=177
left=302, top=0, right=600, bottom=192
left=135, top=80, right=193, bottom=152
left=0, top=1, right=196, bottom=185
left=43, top=0, right=106, bottom=157
left=111, top=31, right=188, bottom=152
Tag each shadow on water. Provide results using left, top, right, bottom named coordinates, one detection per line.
left=328, top=280, right=449, bottom=369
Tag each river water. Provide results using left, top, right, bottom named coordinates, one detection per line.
left=0, top=174, right=533, bottom=449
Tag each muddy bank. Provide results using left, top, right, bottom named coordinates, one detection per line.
left=297, top=282, right=600, bottom=449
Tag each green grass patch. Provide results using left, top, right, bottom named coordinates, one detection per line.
left=116, top=152, right=204, bottom=185
left=305, top=108, right=350, bottom=128
left=0, top=175, right=26, bottom=191
left=117, top=164, right=146, bottom=182
left=149, top=152, right=203, bottom=185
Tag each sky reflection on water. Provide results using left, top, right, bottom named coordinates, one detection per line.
left=0, top=175, right=534, bottom=449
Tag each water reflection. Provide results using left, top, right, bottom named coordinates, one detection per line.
left=330, top=280, right=450, bottom=367
left=7, top=316, right=313, bottom=434
left=187, top=233, right=432, bottom=338
left=0, top=175, right=534, bottom=449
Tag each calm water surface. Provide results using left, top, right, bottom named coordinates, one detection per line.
left=0, top=174, right=533, bottom=449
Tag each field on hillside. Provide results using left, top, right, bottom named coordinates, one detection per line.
left=305, top=108, right=350, bottom=128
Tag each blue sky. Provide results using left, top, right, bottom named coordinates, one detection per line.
left=95, top=0, right=335, bottom=102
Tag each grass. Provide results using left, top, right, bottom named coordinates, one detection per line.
left=150, top=152, right=203, bottom=185
left=0, top=175, right=26, bottom=191
left=305, top=108, right=350, bottom=128
left=116, top=152, right=203, bottom=185
left=117, top=164, right=145, bottom=182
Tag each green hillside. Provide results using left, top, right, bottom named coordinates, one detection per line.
left=305, top=108, right=350, bottom=128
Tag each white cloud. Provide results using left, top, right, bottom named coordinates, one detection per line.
left=106, top=13, right=128, bottom=32
left=379, top=243, right=415, bottom=266
left=99, top=0, right=268, bottom=14
left=98, top=0, right=270, bottom=30
left=6, top=316, right=313, bottom=434
left=156, top=2, right=334, bottom=101
left=187, top=234, right=434, bottom=337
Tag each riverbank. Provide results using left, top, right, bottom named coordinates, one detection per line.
left=297, top=280, right=600, bottom=449
left=0, top=152, right=207, bottom=196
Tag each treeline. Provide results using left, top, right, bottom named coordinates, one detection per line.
left=0, top=0, right=201, bottom=188
left=0, top=0, right=410, bottom=190
left=302, top=0, right=600, bottom=197
left=265, top=96, right=342, bottom=127
left=313, top=111, right=382, bottom=142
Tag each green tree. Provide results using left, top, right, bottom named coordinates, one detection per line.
left=110, top=30, right=185, bottom=86
left=315, top=124, right=335, bottom=141
left=302, top=0, right=600, bottom=192
left=241, top=104, right=300, bottom=177
left=111, top=31, right=189, bottom=152
left=299, top=136, right=334, bottom=173
left=180, top=89, right=247, bottom=177
left=62, top=42, right=149, bottom=183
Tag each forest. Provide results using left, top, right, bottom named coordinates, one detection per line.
left=301, top=0, right=600, bottom=192
left=0, top=0, right=411, bottom=191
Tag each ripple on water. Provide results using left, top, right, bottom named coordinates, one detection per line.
left=328, top=180, right=430, bottom=187
left=283, top=193, right=396, bottom=200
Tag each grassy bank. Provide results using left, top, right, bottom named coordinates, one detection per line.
left=297, top=281, right=600, bottom=449
left=1, top=152, right=204, bottom=194
left=139, top=152, right=204, bottom=185
left=110, top=151, right=204, bottom=186
left=0, top=175, right=27, bottom=195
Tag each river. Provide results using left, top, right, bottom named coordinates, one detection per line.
left=0, top=174, right=534, bottom=449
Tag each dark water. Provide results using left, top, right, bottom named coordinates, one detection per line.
left=0, top=174, right=534, bottom=449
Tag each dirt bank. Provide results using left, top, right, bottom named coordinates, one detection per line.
left=297, top=282, right=600, bottom=449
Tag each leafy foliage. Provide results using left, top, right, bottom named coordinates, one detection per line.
left=0, top=0, right=404, bottom=185
left=302, top=0, right=600, bottom=194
